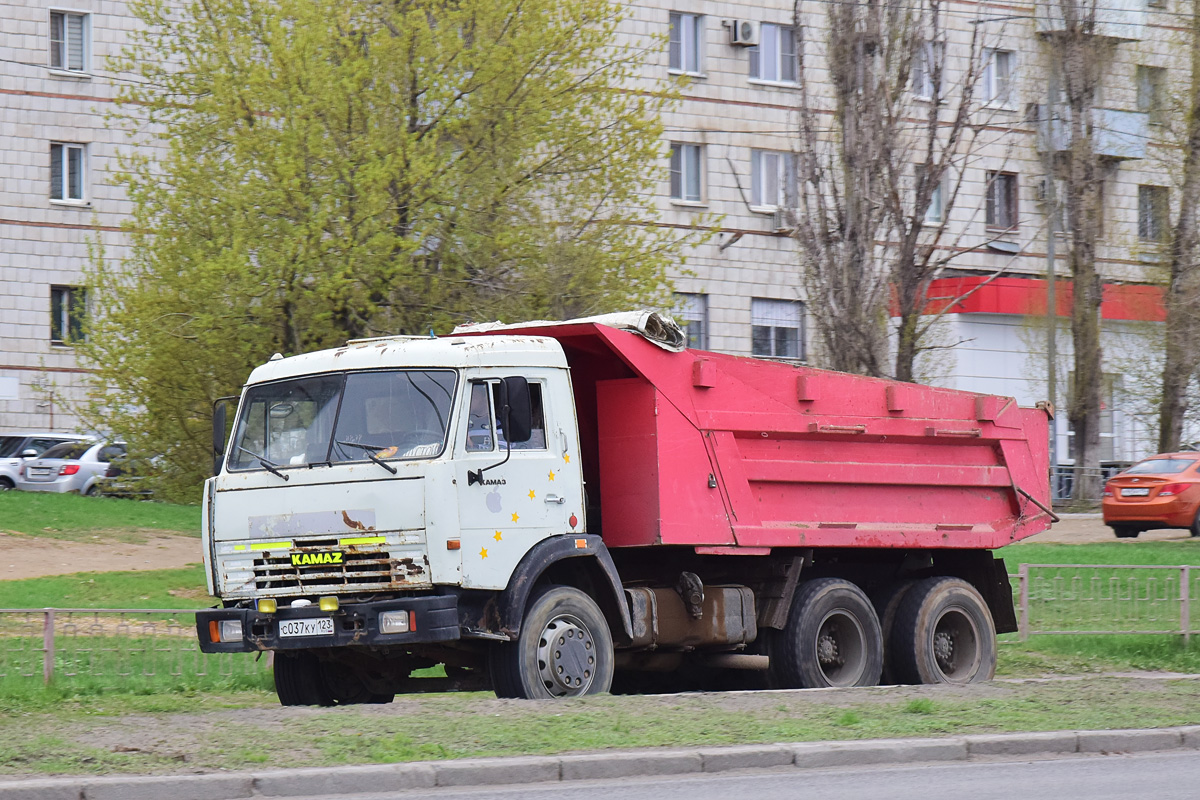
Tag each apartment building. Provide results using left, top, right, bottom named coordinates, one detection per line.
left=0, top=0, right=1181, bottom=467
left=1, top=1, right=147, bottom=433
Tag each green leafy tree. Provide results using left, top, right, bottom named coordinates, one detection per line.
left=81, top=0, right=689, bottom=501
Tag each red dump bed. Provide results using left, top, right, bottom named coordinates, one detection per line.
left=480, top=321, right=1053, bottom=551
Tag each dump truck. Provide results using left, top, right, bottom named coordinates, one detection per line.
left=197, top=312, right=1054, bottom=704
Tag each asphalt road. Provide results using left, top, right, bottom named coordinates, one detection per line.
left=290, top=751, right=1200, bottom=800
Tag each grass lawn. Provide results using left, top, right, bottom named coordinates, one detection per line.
left=0, top=564, right=208, bottom=609
left=1005, top=540, right=1200, bottom=566
left=0, top=492, right=199, bottom=542
left=0, top=674, right=1198, bottom=777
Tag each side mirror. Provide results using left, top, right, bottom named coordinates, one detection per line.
left=212, top=396, right=236, bottom=476
left=500, top=376, right=532, bottom=443
left=21, top=449, right=37, bottom=459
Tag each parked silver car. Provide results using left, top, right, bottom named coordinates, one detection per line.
left=14, top=440, right=126, bottom=495
left=0, top=432, right=91, bottom=491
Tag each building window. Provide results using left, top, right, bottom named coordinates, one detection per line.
left=50, top=286, right=86, bottom=344
left=751, top=298, right=804, bottom=360
left=669, top=13, right=703, bottom=74
left=50, top=142, right=86, bottom=202
left=1139, top=185, right=1169, bottom=242
left=985, top=171, right=1018, bottom=231
left=912, top=42, right=944, bottom=99
left=751, top=150, right=796, bottom=208
left=1137, top=65, right=1167, bottom=126
left=674, top=293, right=708, bottom=349
left=749, top=24, right=796, bottom=83
left=983, top=49, right=1014, bottom=106
left=670, top=143, right=703, bottom=202
left=916, top=165, right=944, bottom=224
left=49, top=11, right=88, bottom=72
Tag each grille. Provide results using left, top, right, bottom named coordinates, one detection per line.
left=252, top=537, right=396, bottom=592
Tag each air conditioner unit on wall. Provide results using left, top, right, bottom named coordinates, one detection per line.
left=772, top=207, right=792, bottom=233
left=727, top=20, right=758, bottom=47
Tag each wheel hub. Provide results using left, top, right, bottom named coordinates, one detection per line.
left=933, top=630, right=955, bottom=668
left=817, top=632, right=841, bottom=665
left=536, top=615, right=596, bottom=697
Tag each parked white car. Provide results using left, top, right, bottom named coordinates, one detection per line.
left=0, top=432, right=91, bottom=491
left=14, top=440, right=125, bottom=495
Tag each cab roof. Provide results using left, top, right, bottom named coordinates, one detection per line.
left=245, top=335, right=568, bottom=386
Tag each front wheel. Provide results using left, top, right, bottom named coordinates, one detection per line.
left=889, top=577, right=996, bottom=684
left=768, top=578, right=883, bottom=689
left=489, top=585, right=614, bottom=699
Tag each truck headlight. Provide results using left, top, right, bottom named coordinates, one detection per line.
left=379, top=610, right=412, bottom=634
left=217, top=619, right=243, bottom=642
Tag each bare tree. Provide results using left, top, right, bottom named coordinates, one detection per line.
left=1041, top=0, right=1111, bottom=499
left=787, top=0, right=1002, bottom=381
left=1159, top=0, right=1200, bottom=452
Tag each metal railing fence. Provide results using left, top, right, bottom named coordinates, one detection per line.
left=0, top=608, right=268, bottom=687
left=2, top=565, right=1198, bottom=687
left=1051, top=465, right=1129, bottom=506
left=1013, top=564, right=1200, bottom=642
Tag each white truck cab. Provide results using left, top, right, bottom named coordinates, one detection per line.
left=198, top=334, right=610, bottom=703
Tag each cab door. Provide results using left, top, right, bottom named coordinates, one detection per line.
left=455, top=369, right=582, bottom=589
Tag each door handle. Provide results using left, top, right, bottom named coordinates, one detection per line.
left=544, top=494, right=566, bottom=505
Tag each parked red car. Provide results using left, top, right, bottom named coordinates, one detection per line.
left=1102, top=453, right=1200, bottom=538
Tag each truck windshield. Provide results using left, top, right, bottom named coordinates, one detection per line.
left=228, top=370, right=456, bottom=472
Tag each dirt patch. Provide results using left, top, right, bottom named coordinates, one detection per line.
left=1018, top=514, right=1192, bottom=544
left=0, top=533, right=201, bottom=581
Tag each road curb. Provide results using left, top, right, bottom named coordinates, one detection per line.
left=3, top=726, right=1200, bottom=799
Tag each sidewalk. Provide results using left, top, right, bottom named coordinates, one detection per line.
left=3, top=726, right=1199, bottom=800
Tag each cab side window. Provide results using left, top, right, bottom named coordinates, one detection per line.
left=496, top=382, right=546, bottom=450
left=465, top=380, right=546, bottom=451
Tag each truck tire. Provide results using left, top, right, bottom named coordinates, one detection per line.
left=871, top=579, right=917, bottom=685
left=769, top=578, right=883, bottom=689
left=489, top=585, right=614, bottom=699
left=274, top=651, right=393, bottom=706
left=274, top=650, right=333, bottom=706
left=889, top=577, right=996, bottom=684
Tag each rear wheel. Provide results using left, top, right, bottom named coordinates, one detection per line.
left=769, top=578, right=883, bottom=689
left=1190, top=512, right=1200, bottom=538
left=1111, top=525, right=1140, bottom=539
left=889, top=577, right=996, bottom=684
left=489, top=585, right=614, bottom=699
left=0, top=477, right=13, bottom=491
left=871, top=580, right=917, bottom=685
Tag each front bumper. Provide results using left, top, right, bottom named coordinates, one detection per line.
left=196, top=594, right=459, bottom=653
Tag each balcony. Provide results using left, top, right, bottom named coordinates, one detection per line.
left=1036, top=0, right=1144, bottom=41
left=1036, top=106, right=1149, bottom=161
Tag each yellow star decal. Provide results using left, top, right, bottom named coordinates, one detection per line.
left=493, top=530, right=503, bottom=542
left=528, top=489, right=536, bottom=500
left=480, top=547, right=488, bottom=559
left=548, top=470, right=556, bottom=481
left=511, top=512, right=520, bottom=523
left=563, top=454, right=571, bottom=463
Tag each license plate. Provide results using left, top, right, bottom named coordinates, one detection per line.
left=29, top=468, right=50, bottom=476
left=1122, top=487, right=1150, bottom=497
left=279, top=618, right=334, bottom=638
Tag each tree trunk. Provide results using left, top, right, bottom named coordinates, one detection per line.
left=1158, top=0, right=1200, bottom=452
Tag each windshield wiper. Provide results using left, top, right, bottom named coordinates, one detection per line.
left=336, top=441, right=398, bottom=475
left=236, top=446, right=290, bottom=481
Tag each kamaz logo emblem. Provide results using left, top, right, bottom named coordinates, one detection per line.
left=291, top=551, right=344, bottom=567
